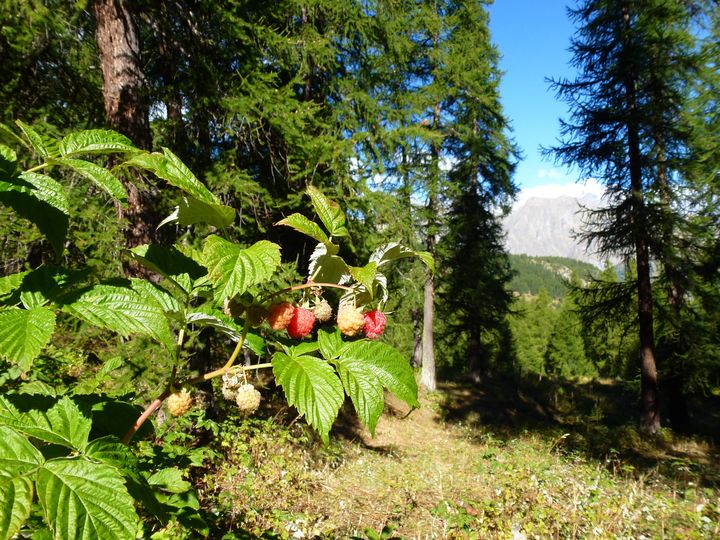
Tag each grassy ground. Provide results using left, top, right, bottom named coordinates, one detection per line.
left=203, top=377, right=720, bottom=539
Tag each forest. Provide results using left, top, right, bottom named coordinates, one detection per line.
left=0, top=0, right=718, bottom=538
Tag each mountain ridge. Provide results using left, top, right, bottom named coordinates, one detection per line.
left=503, top=193, right=608, bottom=267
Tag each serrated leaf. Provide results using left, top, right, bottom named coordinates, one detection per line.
left=16, top=120, right=51, bottom=157
left=147, top=468, right=191, bottom=494
left=85, top=437, right=138, bottom=472
left=59, top=130, right=137, bottom=157
left=331, top=355, right=385, bottom=436
left=19, top=172, right=70, bottom=215
left=415, top=251, right=435, bottom=273
left=0, top=396, right=25, bottom=430
left=129, top=244, right=206, bottom=283
left=276, top=213, right=329, bottom=244
left=159, top=196, right=235, bottom=229
left=202, top=236, right=281, bottom=301
left=317, top=326, right=345, bottom=360
left=52, top=157, right=127, bottom=202
left=124, top=149, right=217, bottom=203
left=0, top=307, right=56, bottom=371
left=272, top=352, right=344, bottom=444
left=130, top=279, right=183, bottom=315
left=185, top=310, right=266, bottom=356
left=307, top=186, right=348, bottom=237
left=18, top=380, right=58, bottom=396
left=370, top=243, right=434, bottom=274
left=0, top=271, right=27, bottom=300
left=341, top=341, right=419, bottom=408
left=0, top=123, right=27, bottom=149
left=0, top=178, right=68, bottom=255
left=18, top=265, right=88, bottom=309
left=0, top=144, right=17, bottom=178
left=349, top=262, right=378, bottom=297
left=0, top=426, right=44, bottom=540
left=22, top=396, right=92, bottom=451
left=37, top=458, right=137, bottom=540
left=308, top=243, right=350, bottom=284
left=61, top=283, right=174, bottom=349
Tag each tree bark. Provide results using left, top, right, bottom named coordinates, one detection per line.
left=420, top=96, right=441, bottom=392
left=420, top=272, right=436, bottom=391
left=94, top=0, right=157, bottom=252
left=94, top=0, right=151, bottom=149
left=623, top=5, right=660, bottom=433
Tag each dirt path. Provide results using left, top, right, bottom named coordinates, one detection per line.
left=307, top=392, right=485, bottom=538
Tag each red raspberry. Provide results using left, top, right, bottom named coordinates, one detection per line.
left=363, top=310, right=387, bottom=339
left=287, top=307, right=316, bottom=339
left=267, top=302, right=295, bottom=331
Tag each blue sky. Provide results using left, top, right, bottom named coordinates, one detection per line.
left=487, top=1, right=587, bottom=193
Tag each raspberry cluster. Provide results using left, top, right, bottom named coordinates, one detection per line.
left=266, top=301, right=387, bottom=340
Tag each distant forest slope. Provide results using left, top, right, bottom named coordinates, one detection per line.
left=508, top=254, right=599, bottom=297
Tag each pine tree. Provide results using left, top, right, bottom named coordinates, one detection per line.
left=549, top=0, right=704, bottom=432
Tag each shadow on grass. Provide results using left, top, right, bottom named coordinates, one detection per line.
left=437, top=375, right=720, bottom=489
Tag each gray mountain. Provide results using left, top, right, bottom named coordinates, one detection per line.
left=503, top=194, right=607, bottom=267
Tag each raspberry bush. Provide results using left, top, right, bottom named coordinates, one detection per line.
left=0, top=123, right=433, bottom=539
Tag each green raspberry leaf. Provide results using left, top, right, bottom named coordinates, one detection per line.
left=272, top=351, right=344, bottom=444
left=0, top=426, right=44, bottom=540
left=37, top=458, right=138, bottom=540
left=341, top=341, right=419, bottom=409
left=201, top=236, right=281, bottom=301
left=307, top=186, right=348, bottom=238
left=276, top=213, right=330, bottom=244
left=0, top=306, right=56, bottom=371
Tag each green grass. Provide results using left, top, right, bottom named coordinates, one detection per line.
left=189, top=376, right=719, bottom=539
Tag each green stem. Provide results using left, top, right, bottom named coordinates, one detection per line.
left=223, top=321, right=249, bottom=370
left=123, top=321, right=255, bottom=445
left=25, top=163, right=49, bottom=174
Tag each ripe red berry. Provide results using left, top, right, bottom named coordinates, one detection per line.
left=288, top=307, right=316, bottom=339
left=363, top=310, right=387, bottom=339
left=267, top=302, right=295, bottom=331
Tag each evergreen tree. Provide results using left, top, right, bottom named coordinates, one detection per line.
left=549, top=0, right=704, bottom=432
left=437, top=0, right=518, bottom=379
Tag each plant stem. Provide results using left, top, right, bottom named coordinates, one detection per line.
left=25, top=163, right=49, bottom=174
left=264, top=281, right=353, bottom=301
left=223, top=322, right=248, bottom=370
left=121, top=388, right=172, bottom=445
left=122, top=321, right=265, bottom=445
left=186, top=362, right=273, bottom=385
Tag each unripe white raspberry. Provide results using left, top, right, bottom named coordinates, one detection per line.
left=166, top=389, right=193, bottom=417
left=337, top=303, right=365, bottom=336
left=312, top=298, right=333, bottom=322
left=235, top=383, right=262, bottom=415
left=221, top=372, right=243, bottom=401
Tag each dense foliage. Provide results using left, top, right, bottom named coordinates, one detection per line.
left=0, top=0, right=718, bottom=537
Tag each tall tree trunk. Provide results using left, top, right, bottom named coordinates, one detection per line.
left=94, top=0, right=157, bottom=251
left=420, top=99, right=441, bottom=392
left=623, top=5, right=660, bottom=433
left=655, top=149, right=690, bottom=432
left=420, top=271, right=436, bottom=391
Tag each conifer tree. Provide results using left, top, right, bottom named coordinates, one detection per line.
left=550, top=0, right=705, bottom=432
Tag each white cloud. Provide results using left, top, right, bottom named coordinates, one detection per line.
left=537, top=168, right=568, bottom=180
left=515, top=178, right=605, bottom=209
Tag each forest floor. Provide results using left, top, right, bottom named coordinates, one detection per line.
left=209, top=377, right=720, bottom=539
